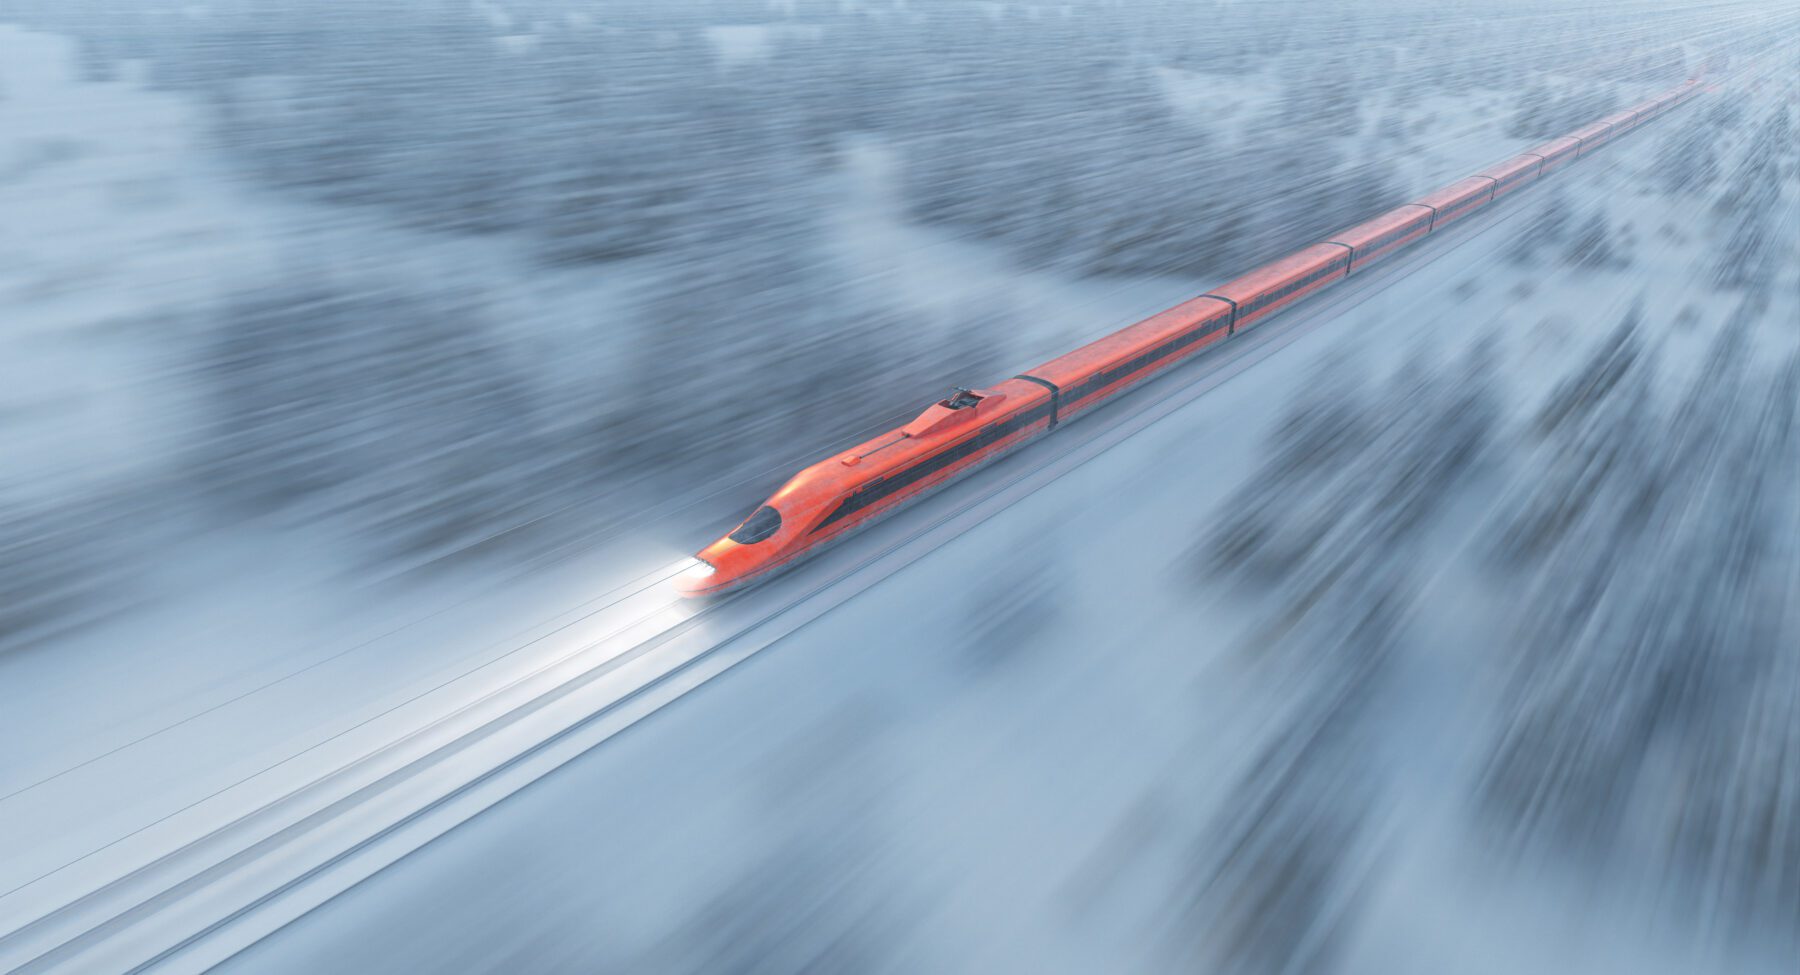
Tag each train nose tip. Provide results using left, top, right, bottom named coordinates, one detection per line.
left=673, top=557, right=720, bottom=597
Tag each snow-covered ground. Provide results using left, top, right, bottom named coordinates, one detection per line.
left=2, top=1, right=1796, bottom=971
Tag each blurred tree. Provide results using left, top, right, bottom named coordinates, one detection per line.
left=203, top=274, right=557, bottom=561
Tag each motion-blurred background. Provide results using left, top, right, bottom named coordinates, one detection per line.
left=0, top=1, right=1795, bottom=972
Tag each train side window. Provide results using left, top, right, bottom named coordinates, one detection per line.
left=728, top=505, right=783, bottom=545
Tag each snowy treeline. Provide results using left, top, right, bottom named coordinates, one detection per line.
left=1505, top=85, right=1619, bottom=140
left=1483, top=313, right=1799, bottom=945
left=1189, top=290, right=1799, bottom=960
left=1710, top=104, right=1795, bottom=292
left=0, top=492, right=157, bottom=651
left=8, top=0, right=1705, bottom=282
left=1505, top=187, right=1641, bottom=272
left=1180, top=345, right=1503, bottom=970
left=1198, top=63, right=1800, bottom=943
left=202, top=275, right=563, bottom=558
left=1205, top=345, right=1499, bottom=589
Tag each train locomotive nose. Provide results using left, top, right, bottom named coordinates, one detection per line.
left=676, top=504, right=791, bottom=597
left=673, top=558, right=721, bottom=596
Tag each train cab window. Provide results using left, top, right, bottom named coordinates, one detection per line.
left=728, top=505, right=783, bottom=545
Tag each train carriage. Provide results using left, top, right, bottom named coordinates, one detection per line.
left=1526, top=135, right=1584, bottom=176
left=1599, top=109, right=1642, bottom=137
left=1413, top=176, right=1498, bottom=231
left=1202, top=243, right=1351, bottom=332
left=1569, top=120, right=1615, bottom=155
left=1475, top=153, right=1544, bottom=200
left=1324, top=204, right=1435, bottom=275
left=1023, top=294, right=1234, bottom=424
left=1526, top=135, right=1582, bottom=175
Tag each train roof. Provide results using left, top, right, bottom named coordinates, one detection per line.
left=1413, top=176, right=1496, bottom=211
left=1476, top=153, right=1542, bottom=181
left=1026, top=295, right=1231, bottom=387
left=1205, top=243, right=1349, bottom=303
left=1324, top=203, right=1434, bottom=249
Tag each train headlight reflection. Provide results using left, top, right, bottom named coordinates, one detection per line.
left=680, top=559, right=717, bottom=581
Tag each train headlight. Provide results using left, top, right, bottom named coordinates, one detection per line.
left=681, top=559, right=717, bottom=581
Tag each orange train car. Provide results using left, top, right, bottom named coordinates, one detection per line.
left=1475, top=153, right=1544, bottom=200
left=1569, top=119, right=1616, bottom=156
left=1204, top=243, right=1352, bottom=333
left=1627, top=98, right=1665, bottom=123
left=1599, top=109, right=1643, bottom=136
left=676, top=76, right=1706, bottom=597
left=1324, top=204, right=1434, bottom=275
left=1413, top=175, right=1498, bottom=231
left=1525, top=135, right=1582, bottom=175
left=1024, top=294, right=1234, bottom=425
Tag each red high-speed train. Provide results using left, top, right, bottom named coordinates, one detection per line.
left=676, top=78, right=1704, bottom=597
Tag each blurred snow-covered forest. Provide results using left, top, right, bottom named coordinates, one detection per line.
left=1, top=1, right=1797, bottom=970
